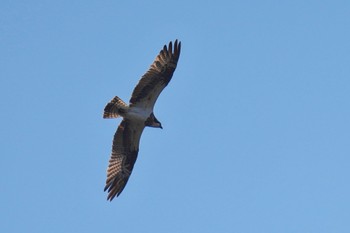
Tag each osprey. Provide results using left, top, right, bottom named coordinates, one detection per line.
left=103, top=40, right=181, bottom=201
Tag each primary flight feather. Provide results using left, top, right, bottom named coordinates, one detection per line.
left=103, top=40, right=181, bottom=201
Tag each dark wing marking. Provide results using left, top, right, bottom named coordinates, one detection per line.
left=129, top=40, right=181, bottom=109
left=104, top=119, right=145, bottom=201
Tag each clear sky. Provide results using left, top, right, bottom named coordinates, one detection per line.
left=1, top=1, right=350, bottom=232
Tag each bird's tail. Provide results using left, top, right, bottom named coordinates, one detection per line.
left=103, top=96, right=128, bottom=118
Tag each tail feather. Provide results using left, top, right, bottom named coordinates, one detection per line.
left=103, top=96, right=128, bottom=119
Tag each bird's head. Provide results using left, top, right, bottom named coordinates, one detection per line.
left=145, top=113, right=163, bottom=129
left=152, top=117, right=163, bottom=129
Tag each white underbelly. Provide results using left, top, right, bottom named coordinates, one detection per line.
left=126, top=107, right=152, bottom=121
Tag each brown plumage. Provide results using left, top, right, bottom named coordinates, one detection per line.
left=103, top=40, right=181, bottom=201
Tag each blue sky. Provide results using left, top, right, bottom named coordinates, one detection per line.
left=1, top=1, right=350, bottom=232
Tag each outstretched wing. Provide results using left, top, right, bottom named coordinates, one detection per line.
left=129, top=40, right=181, bottom=109
left=104, top=119, right=145, bottom=201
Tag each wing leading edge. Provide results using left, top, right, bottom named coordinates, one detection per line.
left=104, top=120, right=145, bottom=201
left=129, top=40, right=181, bottom=109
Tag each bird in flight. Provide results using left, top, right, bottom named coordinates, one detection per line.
left=103, top=40, right=181, bottom=201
